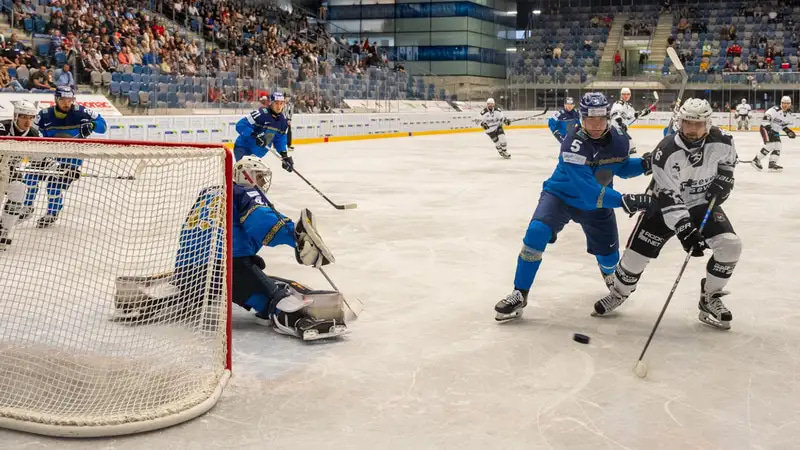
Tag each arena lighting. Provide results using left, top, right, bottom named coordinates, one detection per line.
left=533, top=9, right=541, bottom=14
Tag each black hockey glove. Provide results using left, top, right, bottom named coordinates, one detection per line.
left=705, top=170, right=734, bottom=205
left=79, top=122, right=95, bottom=138
left=620, top=193, right=655, bottom=215
left=503, top=118, right=511, bottom=126
left=616, top=118, right=627, bottom=132
left=480, top=121, right=489, bottom=130
left=784, top=128, right=796, bottom=139
left=675, top=217, right=708, bottom=257
left=255, top=134, right=269, bottom=147
left=280, top=152, right=294, bottom=172
left=637, top=107, right=651, bottom=118
left=640, top=152, right=653, bottom=175
left=553, top=130, right=564, bottom=143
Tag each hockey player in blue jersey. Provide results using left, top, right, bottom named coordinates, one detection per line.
left=21, top=86, right=107, bottom=228
left=233, top=92, right=294, bottom=173
left=547, top=97, right=580, bottom=143
left=494, top=92, right=656, bottom=322
left=112, top=156, right=347, bottom=340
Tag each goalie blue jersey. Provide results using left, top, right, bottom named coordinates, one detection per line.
left=542, top=126, right=645, bottom=211
left=175, top=184, right=297, bottom=267
left=232, top=183, right=295, bottom=257
left=233, top=108, right=289, bottom=159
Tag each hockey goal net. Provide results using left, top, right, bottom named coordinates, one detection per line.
left=0, top=137, right=232, bottom=437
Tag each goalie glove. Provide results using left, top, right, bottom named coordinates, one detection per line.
left=294, top=208, right=335, bottom=268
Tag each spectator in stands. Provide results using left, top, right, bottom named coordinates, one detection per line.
left=29, top=65, right=53, bottom=91
left=614, top=50, right=621, bottom=65
left=662, top=0, right=671, bottom=13
left=702, top=43, right=712, bottom=57
left=56, top=63, right=74, bottom=88
left=584, top=39, right=592, bottom=51
left=768, top=9, right=778, bottom=24
left=700, top=57, right=710, bottom=73
left=553, top=46, right=562, bottom=59
left=0, top=64, right=24, bottom=91
left=728, top=24, right=736, bottom=41
left=677, top=17, right=689, bottom=33
left=738, top=61, right=749, bottom=72
left=727, top=43, right=742, bottom=57
left=19, top=47, right=37, bottom=69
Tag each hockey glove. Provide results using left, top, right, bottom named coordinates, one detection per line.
left=620, top=193, right=655, bottom=215
left=616, top=118, right=627, bottom=132
left=705, top=170, right=734, bottom=205
left=503, top=118, right=511, bottom=126
left=280, top=153, right=294, bottom=172
left=675, top=217, right=708, bottom=257
left=640, top=152, right=653, bottom=176
left=255, top=134, right=269, bottom=147
left=553, top=131, right=564, bottom=143
left=784, top=128, right=796, bottom=139
left=79, top=122, right=95, bottom=138
left=294, top=209, right=334, bottom=268
left=637, top=107, right=651, bottom=118
left=480, top=121, right=489, bottom=130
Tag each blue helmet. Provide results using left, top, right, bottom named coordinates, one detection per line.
left=55, top=85, right=75, bottom=100
left=270, top=92, right=285, bottom=102
left=579, top=92, right=610, bottom=119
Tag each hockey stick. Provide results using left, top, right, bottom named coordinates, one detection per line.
left=634, top=197, right=717, bottom=378
left=509, top=106, right=550, bottom=123
left=665, top=46, right=688, bottom=132
left=627, top=91, right=659, bottom=127
left=269, top=150, right=357, bottom=210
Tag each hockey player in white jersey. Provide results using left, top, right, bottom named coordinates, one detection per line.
left=752, top=96, right=795, bottom=171
left=478, top=98, right=512, bottom=159
left=0, top=100, right=41, bottom=250
left=610, top=88, right=650, bottom=154
left=591, top=99, right=741, bottom=330
left=735, top=98, right=752, bottom=131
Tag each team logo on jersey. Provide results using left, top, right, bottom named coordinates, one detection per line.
left=714, top=212, right=726, bottom=222
left=671, top=162, right=681, bottom=175
left=688, top=150, right=704, bottom=167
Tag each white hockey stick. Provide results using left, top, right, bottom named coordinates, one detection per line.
left=665, top=46, right=689, bottom=131
left=627, top=91, right=659, bottom=126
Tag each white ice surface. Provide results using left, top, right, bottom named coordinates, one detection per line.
left=2, top=128, right=800, bottom=449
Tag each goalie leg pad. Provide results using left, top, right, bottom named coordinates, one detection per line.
left=294, top=208, right=335, bottom=267
left=232, top=256, right=289, bottom=312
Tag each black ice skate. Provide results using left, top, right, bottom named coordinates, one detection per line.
left=592, top=290, right=627, bottom=316
left=36, top=214, right=59, bottom=229
left=495, top=290, right=527, bottom=322
left=769, top=161, right=783, bottom=172
left=17, top=205, right=33, bottom=222
left=751, top=157, right=763, bottom=170
left=698, top=278, right=732, bottom=330
left=0, top=224, right=10, bottom=251
left=497, top=148, right=511, bottom=159
left=296, top=317, right=348, bottom=341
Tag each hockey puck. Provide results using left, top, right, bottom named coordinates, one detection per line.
left=573, top=333, right=590, bottom=344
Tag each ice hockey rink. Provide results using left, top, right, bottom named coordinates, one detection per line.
left=2, top=126, right=800, bottom=449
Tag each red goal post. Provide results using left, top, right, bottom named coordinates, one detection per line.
left=0, top=137, right=233, bottom=437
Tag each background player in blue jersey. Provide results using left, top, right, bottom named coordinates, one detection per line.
left=22, top=86, right=107, bottom=228
left=112, top=156, right=347, bottom=340
left=233, top=92, right=293, bottom=173
left=494, top=92, right=656, bottom=322
left=547, top=97, right=580, bottom=143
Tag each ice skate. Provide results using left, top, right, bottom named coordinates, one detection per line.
left=495, top=290, right=527, bottom=322
left=751, top=157, right=763, bottom=170
left=591, top=289, right=627, bottom=316
left=698, top=278, right=732, bottom=330
left=296, top=317, right=348, bottom=341
left=36, top=214, right=59, bottom=229
left=769, top=161, right=783, bottom=172
left=17, top=205, right=33, bottom=223
left=497, top=148, right=511, bottom=159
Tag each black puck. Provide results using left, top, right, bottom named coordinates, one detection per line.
left=573, top=333, right=590, bottom=344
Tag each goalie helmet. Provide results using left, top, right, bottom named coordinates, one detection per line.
left=677, top=98, right=713, bottom=145
left=233, top=156, right=272, bottom=192
left=13, top=100, right=37, bottom=118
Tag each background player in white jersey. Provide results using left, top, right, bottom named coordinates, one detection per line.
left=752, top=96, right=795, bottom=171
left=610, top=87, right=650, bottom=154
left=0, top=100, right=40, bottom=249
left=735, top=98, right=752, bottom=131
left=592, top=99, right=741, bottom=330
left=478, top=98, right=512, bottom=159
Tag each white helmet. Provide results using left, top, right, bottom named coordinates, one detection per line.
left=620, top=87, right=631, bottom=96
left=233, top=155, right=272, bottom=192
left=678, top=98, right=713, bottom=143
left=741, top=98, right=747, bottom=104
left=486, top=97, right=495, bottom=105
left=13, top=100, right=37, bottom=118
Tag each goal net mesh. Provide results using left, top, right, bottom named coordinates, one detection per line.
left=0, top=138, right=231, bottom=437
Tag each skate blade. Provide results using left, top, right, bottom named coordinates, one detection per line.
left=590, top=310, right=616, bottom=318
left=302, top=325, right=349, bottom=341
left=495, top=310, right=523, bottom=322
left=768, top=168, right=783, bottom=173
left=750, top=161, right=762, bottom=171
left=698, top=312, right=731, bottom=330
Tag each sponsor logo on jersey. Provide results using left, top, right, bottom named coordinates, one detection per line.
left=637, top=229, right=665, bottom=247
left=688, top=149, right=704, bottom=167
